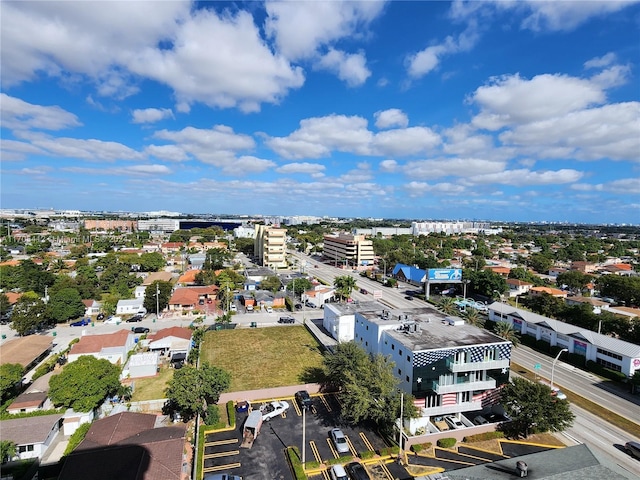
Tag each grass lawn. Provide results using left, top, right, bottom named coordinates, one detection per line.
left=200, top=325, right=325, bottom=392
left=130, top=366, right=174, bottom=402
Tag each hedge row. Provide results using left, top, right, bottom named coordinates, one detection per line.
left=379, top=445, right=400, bottom=456
left=437, top=438, right=457, bottom=448
left=359, top=450, right=376, bottom=460
left=286, top=447, right=306, bottom=480
left=226, top=400, right=236, bottom=427
left=410, top=442, right=432, bottom=453
left=325, top=455, right=352, bottom=466
left=463, top=431, right=504, bottom=442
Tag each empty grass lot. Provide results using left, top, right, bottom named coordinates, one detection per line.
left=200, top=325, right=325, bottom=391
left=130, top=366, right=174, bottom=402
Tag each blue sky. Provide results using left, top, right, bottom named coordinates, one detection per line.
left=1, top=1, right=639, bottom=223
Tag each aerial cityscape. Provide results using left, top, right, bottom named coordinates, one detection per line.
left=1, top=1, right=639, bottom=480
left=1, top=1, right=639, bottom=223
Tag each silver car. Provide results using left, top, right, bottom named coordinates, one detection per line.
left=330, top=428, right=349, bottom=454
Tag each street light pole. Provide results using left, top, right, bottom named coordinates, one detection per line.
left=156, top=283, right=160, bottom=319
left=550, top=348, right=568, bottom=390
left=302, top=405, right=306, bottom=464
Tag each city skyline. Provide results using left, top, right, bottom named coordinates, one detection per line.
left=1, top=1, right=639, bottom=223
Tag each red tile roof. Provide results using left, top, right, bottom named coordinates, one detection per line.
left=69, top=330, right=131, bottom=356
left=148, top=327, right=193, bottom=342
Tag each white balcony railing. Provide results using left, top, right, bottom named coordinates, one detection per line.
left=419, top=400, right=482, bottom=416
left=447, top=358, right=511, bottom=373
left=432, top=378, right=496, bottom=395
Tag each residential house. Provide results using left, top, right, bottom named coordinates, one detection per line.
left=116, top=298, right=146, bottom=316
left=146, top=327, right=193, bottom=361
left=67, top=330, right=136, bottom=365
left=485, top=266, right=510, bottom=277
left=82, top=299, right=102, bottom=316
left=605, top=305, right=640, bottom=319
left=506, top=279, right=533, bottom=298
left=600, top=263, right=634, bottom=276
left=7, top=371, right=56, bottom=414
left=565, top=296, right=608, bottom=313
left=176, top=268, right=200, bottom=286
left=548, top=267, right=567, bottom=278
left=488, top=303, right=640, bottom=377
left=529, top=286, right=568, bottom=298
left=167, top=286, right=218, bottom=313
left=1, top=335, right=53, bottom=370
left=571, top=261, right=598, bottom=274
left=0, top=413, right=63, bottom=460
left=58, top=411, right=187, bottom=480
left=160, top=242, right=184, bottom=254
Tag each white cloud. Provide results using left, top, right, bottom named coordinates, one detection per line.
left=264, top=1, right=385, bottom=61
left=468, top=168, right=583, bottom=186
left=1, top=94, right=82, bottom=131
left=584, top=52, right=617, bottom=69
left=572, top=178, right=640, bottom=194
left=470, top=73, right=607, bottom=130
left=132, top=108, right=174, bottom=124
left=276, top=163, right=326, bottom=175
left=442, top=124, right=497, bottom=157
left=316, top=49, right=371, bottom=87
left=406, top=23, right=479, bottom=78
left=145, top=144, right=189, bottom=162
left=374, top=109, right=408, bottom=129
left=379, top=159, right=398, bottom=172
left=590, top=65, right=631, bottom=89
left=403, top=158, right=505, bottom=180
left=62, top=164, right=172, bottom=176
left=404, top=181, right=466, bottom=197
left=372, top=127, right=441, bottom=157
left=222, top=156, right=276, bottom=175
left=518, top=1, right=636, bottom=32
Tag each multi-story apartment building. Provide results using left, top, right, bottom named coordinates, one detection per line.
left=137, top=218, right=180, bottom=233
left=325, top=303, right=512, bottom=433
left=83, top=219, right=136, bottom=232
left=254, top=225, right=287, bottom=269
left=323, top=233, right=375, bottom=267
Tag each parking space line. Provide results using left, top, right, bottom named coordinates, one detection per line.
left=203, top=450, right=239, bottom=459
left=359, top=432, right=375, bottom=451
left=319, top=394, right=332, bottom=412
left=346, top=436, right=358, bottom=457
left=292, top=400, right=302, bottom=416
left=204, top=438, right=238, bottom=447
left=326, top=438, right=339, bottom=458
left=310, top=441, right=322, bottom=463
left=378, top=460, right=394, bottom=479
left=321, top=470, right=331, bottom=480
left=203, top=462, right=241, bottom=473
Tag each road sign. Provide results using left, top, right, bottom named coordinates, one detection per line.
left=373, top=290, right=382, bottom=299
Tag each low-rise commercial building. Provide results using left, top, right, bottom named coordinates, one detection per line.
left=323, top=233, right=374, bottom=267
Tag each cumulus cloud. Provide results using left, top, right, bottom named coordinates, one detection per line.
left=584, top=52, right=618, bottom=69
left=316, top=49, right=371, bottom=87
left=571, top=178, right=640, bottom=194
left=132, top=108, right=174, bottom=124
left=16, top=133, right=145, bottom=162
left=62, top=164, right=172, bottom=176
left=372, top=127, right=441, bottom=157
left=374, top=109, right=408, bottom=129
left=145, top=144, right=189, bottom=162
left=379, top=159, right=398, bottom=172
left=222, top=156, right=276, bottom=175
left=468, top=168, right=583, bottom=186
left=276, top=162, right=326, bottom=175
left=403, top=158, right=505, bottom=180
left=1, top=94, right=82, bottom=131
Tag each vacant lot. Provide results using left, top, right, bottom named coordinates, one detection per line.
left=200, top=325, right=325, bottom=391
left=129, top=366, right=174, bottom=402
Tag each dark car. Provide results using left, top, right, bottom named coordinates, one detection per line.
left=126, top=315, right=143, bottom=322
left=360, top=288, right=368, bottom=294
left=278, top=316, right=295, bottom=324
left=70, top=318, right=90, bottom=327
left=295, top=390, right=313, bottom=410
left=473, top=415, right=489, bottom=425
left=295, top=303, right=303, bottom=311
left=345, top=462, right=371, bottom=480
left=404, top=295, right=414, bottom=300
left=133, top=326, right=150, bottom=334
left=96, top=313, right=105, bottom=321
left=305, top=301, right=316, bottom=308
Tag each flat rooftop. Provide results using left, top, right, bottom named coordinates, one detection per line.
left=357, top=303, right=508, bottom=350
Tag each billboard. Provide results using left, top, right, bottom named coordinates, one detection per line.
left=427, top=268, right=462, bottom=281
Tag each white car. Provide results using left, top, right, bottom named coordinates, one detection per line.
left=103, top=316, right=122, bottom=324
left=266, top=306, right=273, bottom=313
left=260, top=400, right=289, bottom=421
left=229, top=304, right=237, bottom=312
left=330, top=465, right=348, bottom=480
left=444, top=415, right=464, bottom=429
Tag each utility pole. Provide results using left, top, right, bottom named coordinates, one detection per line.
left=156, top=283, right=160, bottom=319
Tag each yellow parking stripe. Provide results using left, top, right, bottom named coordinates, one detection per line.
left=359, top=432, right=375, bottom=451
left=203, top=462, right=241, bottom=473
left=310, top=441, right=322, bottom=463
left=378, top=461, right=394, bottom=479
left=319, top=395, right=332, bottom=412
left=204, top=438, right=238, bottom=447
left=346, top=436, right=357, bottom=457
left=327, top=438, right=339, bottom=458
left=203, top=450, right=239, bottom=459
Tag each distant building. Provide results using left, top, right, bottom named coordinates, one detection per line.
left=322, top=233, right=375, bottom=267
left=254, top=225, right=287, bottom=268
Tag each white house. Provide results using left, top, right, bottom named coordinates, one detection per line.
left=134, top=285, right=147, bottom=299
left=146, top=327, right=193, bottom=360
left=0, top=413, right=63, bottom=460
left=67, top=330, right=137, bottom=365
left=116, top=298, right=146, bottom=315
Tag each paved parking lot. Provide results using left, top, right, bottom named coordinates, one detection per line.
left=201, top=393, right=409, bottom=480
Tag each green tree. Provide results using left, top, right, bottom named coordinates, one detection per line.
left=234, top=237, right=254, bottom=255
left=525, top=293, right=565, bottom=318
left=0, top=363, right=24, bottom=403
left=323, top=341, right=370, bottom=391
left=143, top=281, right=173, bottom=314
left=555, top=271, right=593, bottom=294
left=203, top=248, right=232, bottom=271
left=500, top=377, right=574, bottom=438
left=47, top=287, right=86, bottom=323
left=0, top=293, right=11, bottom=317
left=466, top=269, right=508, bottom=298
left=494, top=321, right=520, bottom=347
left=10, top=292, right=48, bottom=335
left=287, top=277, right=312, bottom=296
left=165, top=363, right=231, bottom=420
left=49, top=356, right=123, bottom=411
left=334, top=275, right=357, bottom=301
left=597, top=276, right=640, bottom=307
left=438, top=297, right=457, bottom=316
left=138, top=252, right=166, bottom=272
left=260, top=276, right=282, bottom=293
left=0, top=440, right=17, bottom=464
left=463, top=308, right=483, bottom=327
left=528, top=254, right=554, bottom=274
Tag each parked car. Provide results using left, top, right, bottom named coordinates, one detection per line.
left=278, top=316, right=295, bottom=324
left=330, top=428, right=350, bottom=454
left=246, top=305, right=254, bottom=312
left=126, top=314, right=143, bottom=322
left=295, top=303, right=303, bottom=310
left=473, top=415, right=489, bottom=425
left=70, top=318, right=90, bottom=327
left=444, top=415, right=464, bottom=429
left=624, top=440, right=640, bottom=459
left=133, top=326, right=150, bottom=334
left=360, top=288, right=368, bottom=294
left=96, top=313, right=105, bottom=321
left=330, top=465, right=348, bottom=480
left=405, top=295, right=414, bottom=301
left=266, top=306, right=273, bottom=313
left=345, top=462, right=371, bottom=480
left=230, top=304, right=237, bottom=312
left=260, top=400, right=289, bottom=421
left=204, top=475, right=242, bottom=480
left=295, top=390, right=313, bottom=410
left=104, top=316, right=122, bottom=324
left=305, top=301, right=316, bottom=308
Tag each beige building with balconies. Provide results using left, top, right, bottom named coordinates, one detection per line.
left=323, top=233, right=375, bottom=267
left=254, top=225, right=287, bottom=269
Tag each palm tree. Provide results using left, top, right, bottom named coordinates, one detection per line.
left=334, top=275, right=357, bottom=301
left=494, top=321, right=520, bottom=347
left=438, top=297, right=457, bottom=315
left=463, top=307, right=484, bottom=327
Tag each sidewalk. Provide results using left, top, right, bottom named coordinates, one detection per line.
left=41, top=432, right=70, bottom=465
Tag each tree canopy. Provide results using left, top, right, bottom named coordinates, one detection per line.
left=500, top=377, right=574, bottom=438
left=165, top=363, right=231, bottom=420
left=0, top=363, right=24, bottom=403
left=334, top=276, right=357, bottom=301
left=47, top=287, right=86, bottom=323
left=143, top=280, right=173, bottom=314
left=49, top=356, right=123, bottom=411
left=10, top=292, right=48, bottom=336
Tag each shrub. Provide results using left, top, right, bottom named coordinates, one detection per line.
left=437, top=438, right=457, bottom=448
left=379, top=445, right=400, bottom=457
left=226, top=400, right=236, bottom=427
left=204, top=405, right=220, bottom=426
left=359, top=450, right=376, bottom=460
left=64, top=422, right=91, bottom=456
left=303, top=460, right=320, bottom=469
left=411, top=442, right=431, bottom=453
left=586, top=360, right=628, bottom=382
left=325, top=455, right=352, bottom=466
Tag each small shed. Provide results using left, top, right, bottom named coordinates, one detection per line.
left=126, top=352, right=159, bottom=379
